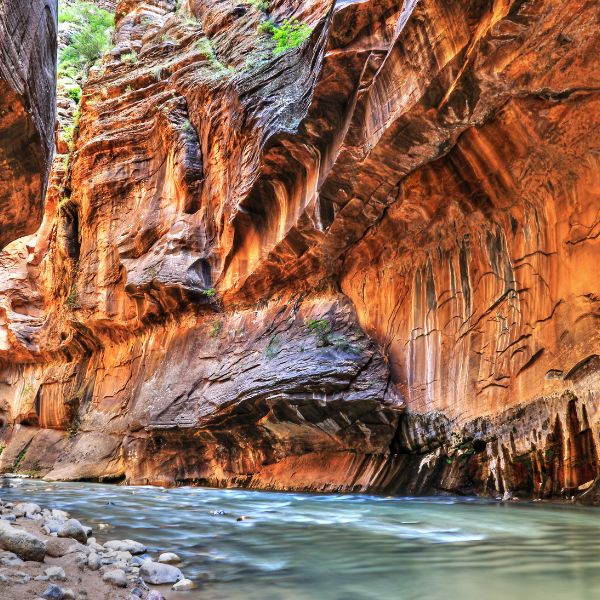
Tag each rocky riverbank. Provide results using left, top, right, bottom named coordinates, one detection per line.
left=0, top=489, right=193, bottom=600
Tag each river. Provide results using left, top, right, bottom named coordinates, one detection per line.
left=1, top=478, right=599, bottom=599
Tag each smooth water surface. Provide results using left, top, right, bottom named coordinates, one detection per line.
left=2, top=478, right=600, bottom=600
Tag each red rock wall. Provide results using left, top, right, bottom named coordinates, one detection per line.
left=0, top=0, right=599, bottom=499
left=0, top=0, right=57, bottom=248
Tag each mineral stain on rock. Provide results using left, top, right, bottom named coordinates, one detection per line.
left=0, top=0, right=598, bottom=501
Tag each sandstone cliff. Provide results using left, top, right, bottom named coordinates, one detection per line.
left=0, top=0, right=58, bottom=247
left=0, top=0, right=599, bottom=500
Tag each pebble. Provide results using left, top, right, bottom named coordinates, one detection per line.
left=158, top=552, right=181, bottom=564
left=103, top=539, right=147, bottom=554
left=103, top=568, right=128, bottom=587
left=146, top=592, right=167, bottom=600
left=42, top=584, right=65, bottom=600
left=45, top=565, right=67, bottom=581
left=172, top=578, right=195, bottom=591
left=0, top=550, right=25, bottom=567
left=87, top=552, right=101, bottom=570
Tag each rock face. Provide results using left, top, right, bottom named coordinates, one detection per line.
left=0, top=0, right=599, bottom=500
left=0, top=0, right=57, bottom=248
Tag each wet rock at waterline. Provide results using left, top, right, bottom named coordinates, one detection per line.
left=140, top=560, right=184, bottom=585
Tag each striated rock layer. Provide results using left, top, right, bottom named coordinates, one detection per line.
left=0, top=0, right=57, bottom=248
left=0, top=0, right=599, bottom=499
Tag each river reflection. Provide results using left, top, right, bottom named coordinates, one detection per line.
left=2, top=478, right=600, bottom=600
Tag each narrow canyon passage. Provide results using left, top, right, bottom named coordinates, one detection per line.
left=0, top=0, right=599, bottom=528
left=0, top=0, right=599, bottom=598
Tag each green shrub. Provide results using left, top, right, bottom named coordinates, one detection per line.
left=200, top=287, right=217, bottom=297
left=248, top=0, right=269, bottom=11
left=259, top=18, right=312, bottom=54
left=306, top=318, right=332, bottom=347
left=121, top=51, right=138, bottom=64
left=58, top=0, right=114, bottom=75
left=65, top=83, right=82, bottom=104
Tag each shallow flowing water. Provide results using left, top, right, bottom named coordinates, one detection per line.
left=2, top=478, right=600, bottom=600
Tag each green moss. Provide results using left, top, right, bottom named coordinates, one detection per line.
left=13, top=447, right=28, bottom=471
left=209, top=319, right=223, bottom=338
left=266, top=334, right=281, bottom=360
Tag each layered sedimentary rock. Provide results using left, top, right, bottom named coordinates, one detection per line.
left=0, top=0, right=57, bottom=248
left=0, top=0, right=599, bottom=499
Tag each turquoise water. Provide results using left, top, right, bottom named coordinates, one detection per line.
left=2, top=478, right=600, bottom=599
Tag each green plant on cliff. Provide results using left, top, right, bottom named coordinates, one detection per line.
left=121, top=51, right=139, bottom=64
left=266, top=334, right=281, bottom=359
left=12, top=447, right=28, bottom=471
left=259, top=17, right=312, bottom=54
left=209, top=318, right=223, bottom=338
left=200, top=287, right=217, bottom=298
left=306, top=318, right=332, bottom=347
left=247, top=0, right=270, bottom=11
left=58, top=0, right=114, bottom=76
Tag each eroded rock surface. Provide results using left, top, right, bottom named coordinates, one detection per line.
left=0, top=0, right=598, bottom=499
left=0, top=0, right=57, bottom=248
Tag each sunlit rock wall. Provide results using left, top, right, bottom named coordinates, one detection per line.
left=0, top=0, right=598, bottom=498
left=0, top=0, right=57, bottom=248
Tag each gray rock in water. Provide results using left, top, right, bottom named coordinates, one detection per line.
left=58, top=519, right=87, bottom=544
left=104, top=539, right=147, bottom=554
left=172, top=578, right=195, bottom=591
left=0, top=523, right=46, bottom=561
left=45, top=566, right=67, bottom=581
left=158, top=552, right=181, bottom=564
left=146, top=592, right=167, bottom=600
left=140, top=560, right=183, bottom=584
left=51, top=509, right=69, bottom=521
left=42, top=584, right=65, bottom=600
left=103, top=568, right=128, bottom=587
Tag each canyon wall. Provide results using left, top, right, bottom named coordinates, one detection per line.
left=0, top=0, right=57, bottom=247
left=0, top=0, right=599, bottom=500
